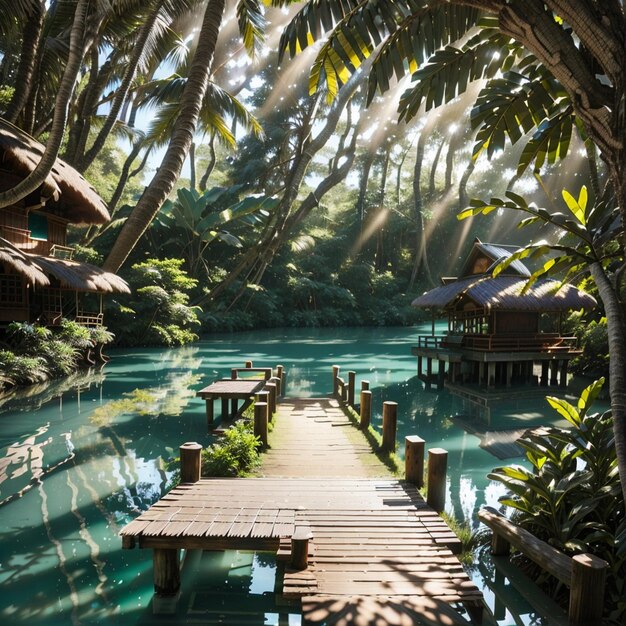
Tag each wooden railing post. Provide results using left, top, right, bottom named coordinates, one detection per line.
left=332, top=365, right=340, bottom=397
left=231, top=368, right=238, bottom=380
left=360, top=390, right=372, bottom=429
left=179, top=442, right=202, bottom=483
left=427, top=448, right=448, bottom=512
left=276, top=365, right=285, bottom=397
left=569, top=553, right=608, bottom=626
left=405, top=435, right=425, bottom=487
left=245, top=360, right=253, bottom=368
left=265, top=382, right=277, bottom=419
left=361, top=380, right=370, bottom=392
left=381, top=401, right=397, bottom=453
left=270, top=375, right=281, bottom=398
left=347, top=371, right=356, bottom=408
left=254, top=402, right=268, bottom=447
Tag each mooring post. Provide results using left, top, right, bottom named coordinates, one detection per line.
left=179, top=442, right=202, bottom=483
left=254, top=402, right=268, bottom=447
left=347, top=371, right=356, bottom=408
left=291, top=528, right=313, bottom=570
left=361, top=380, right=370, bottom=392
left=427, top=448, right=448, bottom=512
left=332, top=365, right=340, bottom=397
left=405, top=435, right=425, bottom=487
left=265, top=382, right=277, bottom=418
left=245, top=360, right=253, bottom=368
left=381, top=401, right=398, bottom=453
left=231, top=368, right=238, bottom=380
left=276, top=365, right=285, bottom=396
left=569, top=553, right=608, bottom=626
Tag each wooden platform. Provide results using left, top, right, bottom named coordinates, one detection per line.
left=121, top=396, right=484, bottom=624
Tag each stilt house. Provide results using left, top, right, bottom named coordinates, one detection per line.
left=411, top=239, right=596, bottom=390
left=0, top=119, right=129, bottom=327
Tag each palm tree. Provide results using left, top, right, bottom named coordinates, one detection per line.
left=276, top=0, right=626, bottom=502
left=103, top=0, right=266, bottom=272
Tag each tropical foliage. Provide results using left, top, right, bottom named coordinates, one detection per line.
left=0, top=319, right=113, bottom=391
left=107, top=258, right=201, bottom=346
left=201, top=420, right=261, bottom=477
left=489, top=380, right=625, bottom=621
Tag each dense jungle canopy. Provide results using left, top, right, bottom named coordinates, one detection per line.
left=1, top=1, right=625, bottom=501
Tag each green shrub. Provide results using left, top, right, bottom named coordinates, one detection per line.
left=489, top=379, right=624, bottom=621
left=201, top=421, right=261, bottom=477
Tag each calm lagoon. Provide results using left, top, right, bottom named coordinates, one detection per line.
left=0, top=325, right=589, bottom=625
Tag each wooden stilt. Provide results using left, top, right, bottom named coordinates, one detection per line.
left=153, top=548, right=180, bottom=596
left=205, top=399, right=214, bottom=427
left=221, top=397, right=229, bottom=420
left=559, top=359, right=568, bottom=388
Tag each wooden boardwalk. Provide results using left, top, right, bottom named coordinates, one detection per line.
left=121, top=396, right=484, bottom=625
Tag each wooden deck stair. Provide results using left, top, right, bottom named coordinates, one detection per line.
left=120, top=395, right=485, bottom=624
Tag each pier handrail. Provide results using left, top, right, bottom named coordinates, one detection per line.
left=478, top=506, right=607, bottom=626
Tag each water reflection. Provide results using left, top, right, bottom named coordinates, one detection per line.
left=0, top=326, right=592, bottom=625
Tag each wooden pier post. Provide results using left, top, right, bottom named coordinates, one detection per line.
left=347, top=371, right=356, bottom=408
left=254, top=402, right=268, bottom=447
left=245, top=360, right=253, bottom=368
left=231, top=368, right=238, bottom=380
left=361, top=380, right=370, bottom=392
left=221, top=397, right=229, bottom=421
left=405, top=436, right=425, bottom=487
left=276, top=365, right=285, bottom=397
left=569, top=554, right=608, bottom=626
left=265, top=382, right=277, bottom=419
left=427, top=448, right=448, bottom=512
left=205, top=399, right=214, bottom=428
left=180, top=442, right=202, bottom=483
left=291, top=528, right=313, bottom=570
left=381, top=401, right=398, bottom=453
left=332, top=365, right=340, bottom=397
left=153, top=548, right=180, bottom=597
left=559, top=360, right=568, bottom=388
left=270, top=375, right=282, bottom=398
left=360, top=390, right=372, bottom=429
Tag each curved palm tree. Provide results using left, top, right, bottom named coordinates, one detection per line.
left=103, top=0, right=266, bottom=273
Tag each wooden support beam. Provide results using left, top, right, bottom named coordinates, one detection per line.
left=254, top=402, right=268, bottom=447
left=381, top=401, right=397, bottom=453
left=153, top=548, right=180, bottom=596
left=360, top=390, right=372, bottom=430
left=405, top=436, right=425, bottom=488
left=221, top=397, right=229, bottom=420
left=179, top=442, right=202, bottom=483
left=427, top=448, right=448, bottom=513
left=559, top=360, right=568, bottom=389
left=205, top=398, right=214, bottom=428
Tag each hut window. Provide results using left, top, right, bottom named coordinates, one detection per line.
left=28, top=212, right=48, bottom=241
left=471, top=257, right=490, bottom=274
left=0, top=274, right=25, bottom=306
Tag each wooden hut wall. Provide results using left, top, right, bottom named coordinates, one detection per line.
left=494, top=311, right=539, bottom=334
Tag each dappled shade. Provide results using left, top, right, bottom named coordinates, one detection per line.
left=0, top=237, right=49, bottom=286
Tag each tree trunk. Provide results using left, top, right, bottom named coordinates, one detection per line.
left=199, top=133, right=216, bottom=190
left=189, top=142, right=196, bottom=190
left=103, top=0, right=227, bottom=273
left=357, top=152, right=375, bottom=223
left=0, top=0, right=89, bottom=208
left=590, top=262, right=626, bottom=505
left=4, top=1, right=44, bottom=124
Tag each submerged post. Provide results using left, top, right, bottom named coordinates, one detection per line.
left=153, top=549, right=180, bottom=597
left=347, top=371, right=356, bottom=408
left=405, top=435, right=425, bottom=487
left=332, top=365, right=340, bottom=397
left=381, top=401, right=398, bottom=453
left=569, top=553, right=608, bottom=626
left=360, top=390, right=372, bottom=429
left=179, top=442, right=202, bottom=483
left=427, top=448, right=448, bottom=512
left=254, top=402, right=268, bottom=447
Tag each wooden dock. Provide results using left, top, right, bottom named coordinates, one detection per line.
left=121, top=395, right=484, bottom=624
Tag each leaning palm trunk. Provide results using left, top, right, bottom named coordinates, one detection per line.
left=103, top=0, right=226, bottom=273
left=0, top=0, right=88, bottom=208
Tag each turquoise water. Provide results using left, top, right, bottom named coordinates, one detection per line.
left=0, top=325, right=592, bottom=625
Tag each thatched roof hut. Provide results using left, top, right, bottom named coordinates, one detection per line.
left=0, top=237, right=49, bottom=287
left=412, top=275, right=596, bottom=312
left=0, top=119, right=109, bottom=225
